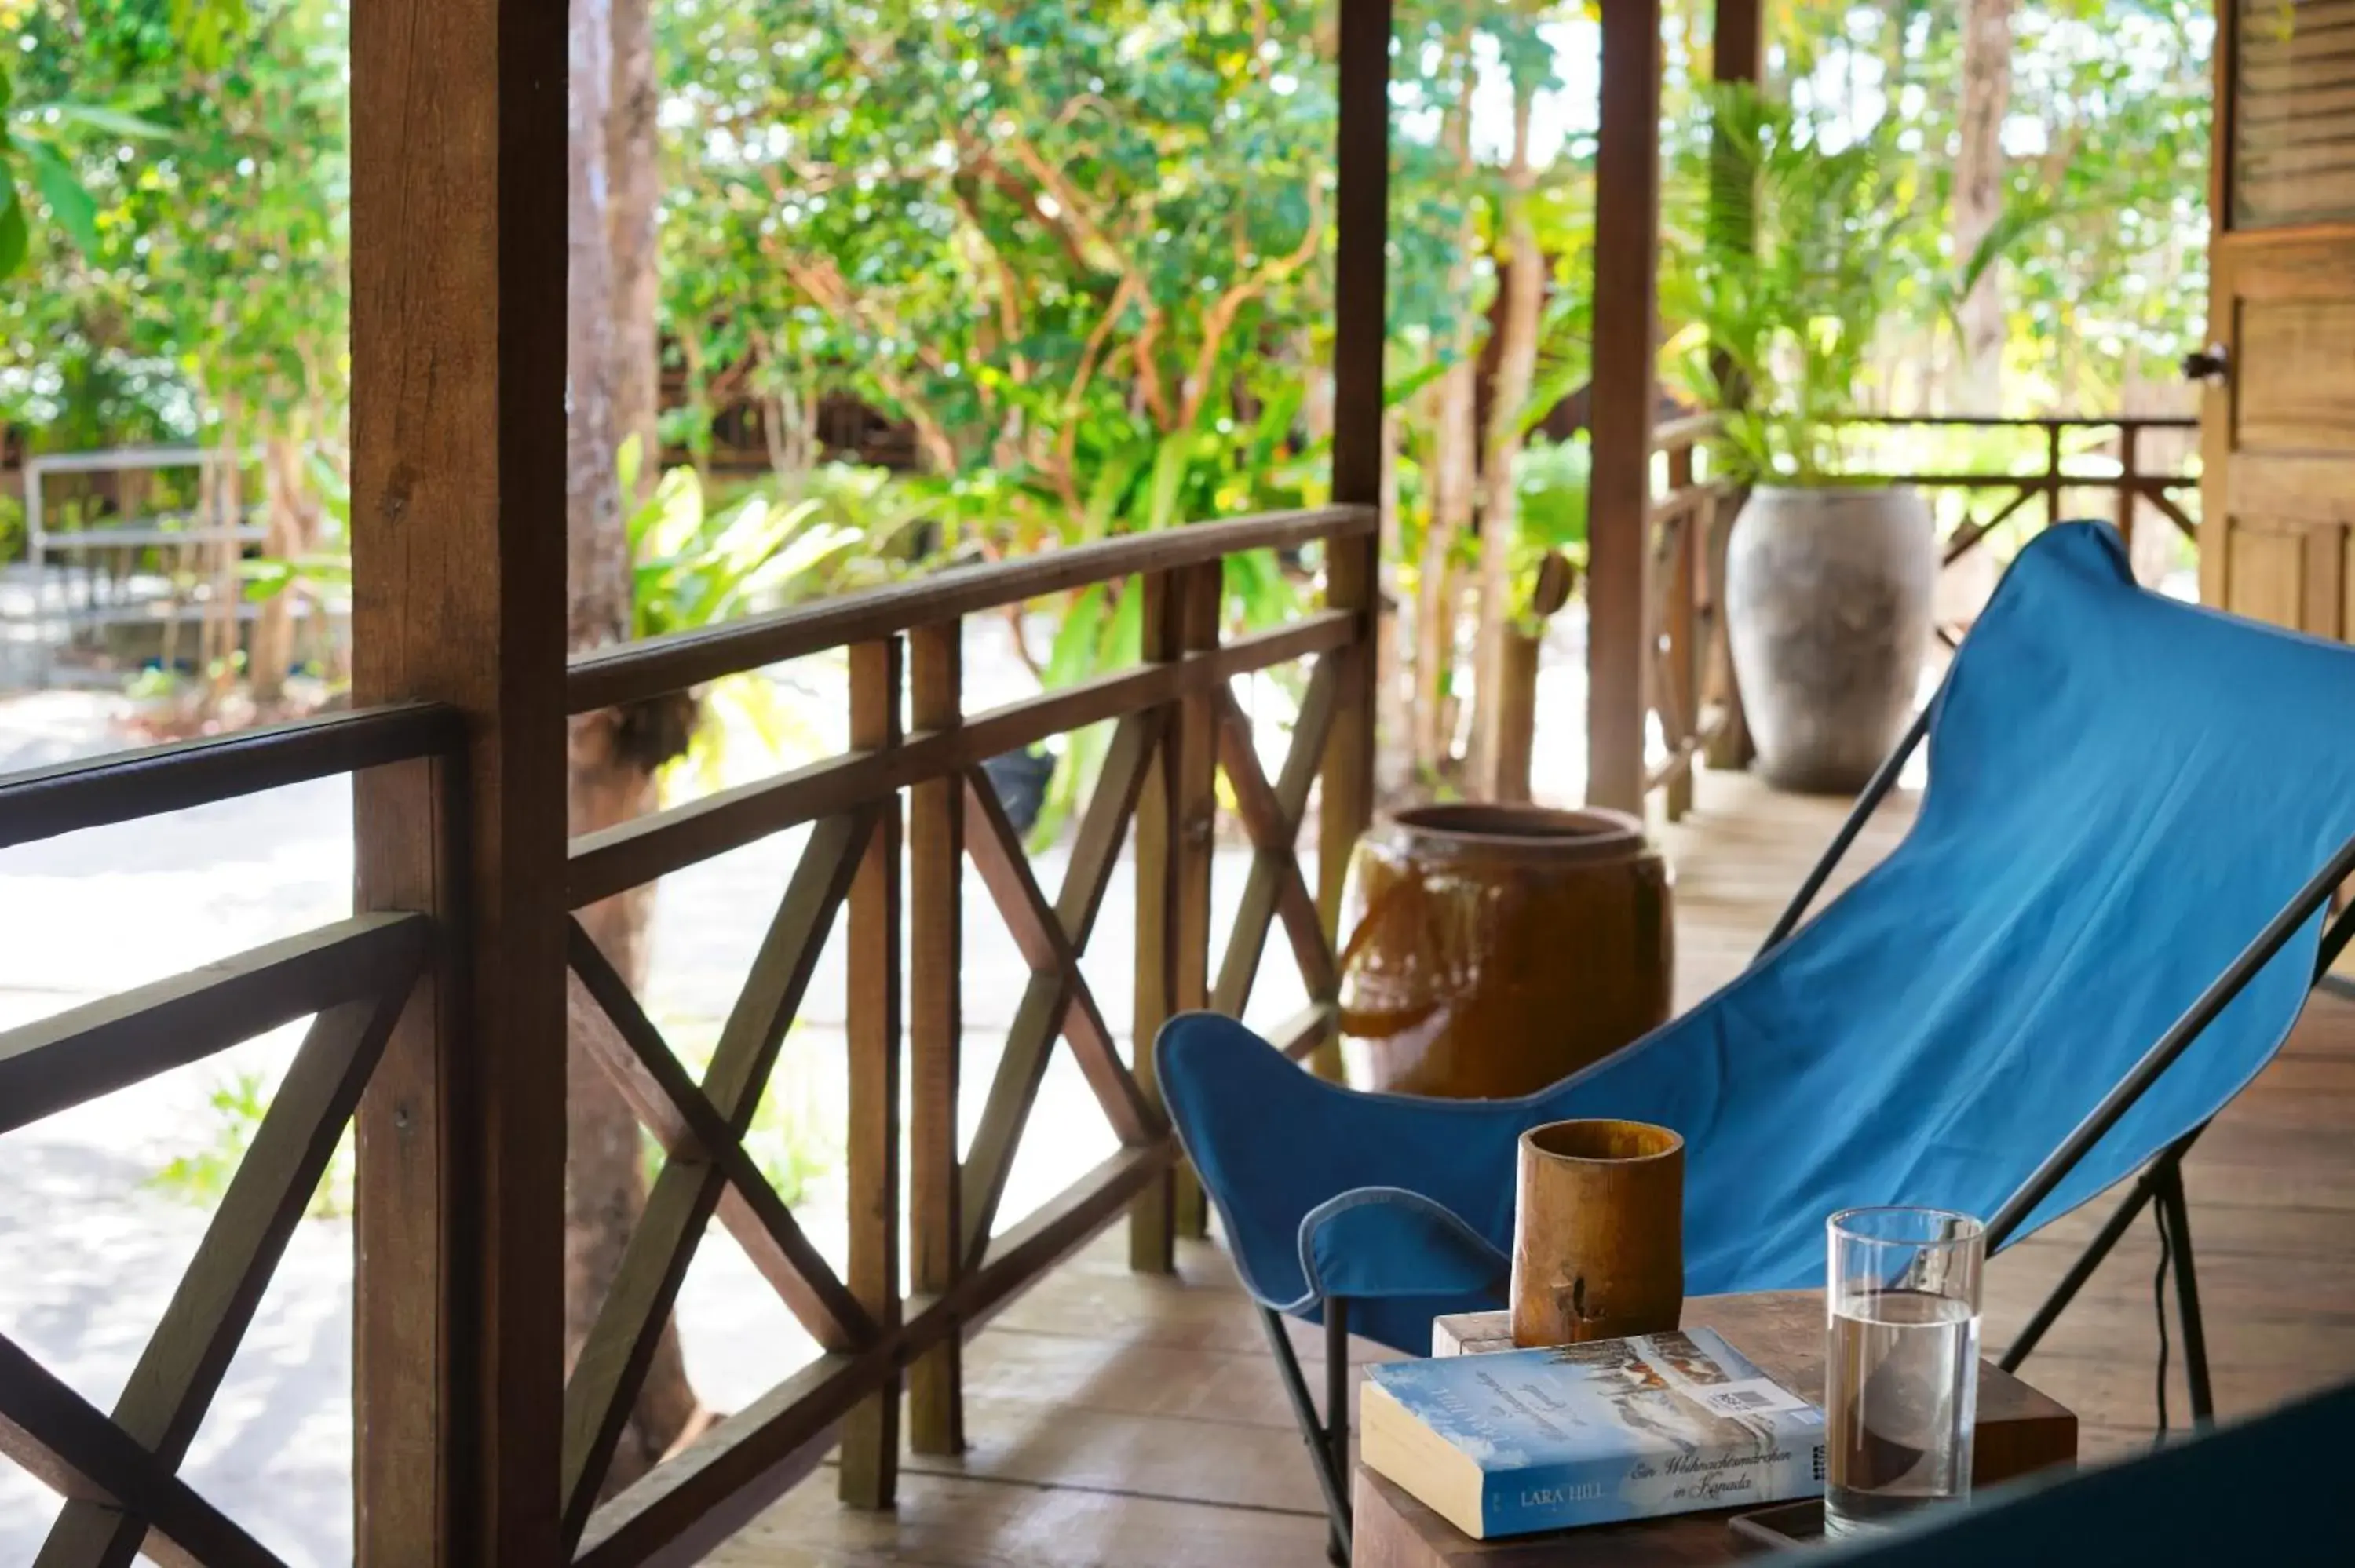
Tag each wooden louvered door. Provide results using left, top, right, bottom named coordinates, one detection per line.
left=2200, top=0, right=2355, bottom=633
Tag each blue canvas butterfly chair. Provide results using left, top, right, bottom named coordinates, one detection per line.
left=1158, top=523, right=2355, bottom=1561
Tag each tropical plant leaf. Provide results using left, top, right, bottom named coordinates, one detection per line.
left=45, top=103, right=176, bottom=140
left=27, top=140, right=99, bottom=255
left=0, top=198, right=27, bottom=276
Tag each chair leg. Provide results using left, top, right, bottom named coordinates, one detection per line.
left=2152, top=1161, right=2215, bottom=1424
left=1258, top=1303, right=1353, bottom=1563
left=1327, top=1299, right=1353, bottom=1566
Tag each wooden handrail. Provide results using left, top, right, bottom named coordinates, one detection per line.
left=1843, top=413, right=2197, bottom=431
left=0, top=913, right=431, bottom=1136
left=566, top=610, right=1357, bottom=906
left=1649, top=412, right=1722, bottom=451
left=0, top=701, right=462, bottom=852
left=566, top=504, right=1377, bottom=713
left=1871, top=470, right=2196, bottom=489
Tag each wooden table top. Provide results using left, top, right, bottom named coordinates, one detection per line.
left=1354, top=1289, right=2077, bottom=1567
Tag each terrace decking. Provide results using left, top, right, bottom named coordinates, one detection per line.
left=712, top=767, right=2355, bottom=1566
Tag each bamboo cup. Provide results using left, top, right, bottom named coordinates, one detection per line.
left=1510, top=1118, right=1686, bottom=1347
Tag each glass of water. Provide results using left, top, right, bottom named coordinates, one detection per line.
left=1824, top=1206, right=1985, bottom=1540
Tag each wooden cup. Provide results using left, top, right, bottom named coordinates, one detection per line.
left=1510, top=1118, right=1686, bottom=1347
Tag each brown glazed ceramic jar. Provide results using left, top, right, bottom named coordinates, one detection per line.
left=1336, top=803, right=1673, bottom=1099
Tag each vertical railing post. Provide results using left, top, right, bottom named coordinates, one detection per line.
left=1587, top=0, right=1664, bottom=815
left=1174, top=561, right=1221, bottom=1238
left=1320, top=0, right=1391, bottom=1081
left=1665, top=447, right=1700, bottom=822
left=350, top=0, right=569, bottom=1552
left=907, top=620, right=964, bottom=1457
left=840, top=636, right=904, bottom=1507
left=1130, top=571, right=1182, bottom=1273
left=2116, top=421, right=2140, bottom=555
left=2045, top=421, right=2066, bottom=527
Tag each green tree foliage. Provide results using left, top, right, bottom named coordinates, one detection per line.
left=1761, top=0, right=2212, bottom=412
left=4, top=0, right=341, bottom=438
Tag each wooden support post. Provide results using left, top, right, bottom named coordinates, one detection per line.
left=2116, top=422, right=2140, bottom=553
left=1173, top=563, right=1220, bottom=1238
left=1587, top=0, right=1665, bottom=815
left=1130, top=571, right=1181, bottom=1273
left=907, top=621, right=963, bottom=1456
left=1712, top=0, right=1763, bottom=86
left=839, top=637, right=904, bottom=1508
left=1319, top=0, right=1391, bottom=1081
left=2046, top=421, right=2066, bottom=527
left=350, top=0, right=568, bottom=1552
left=1703, top=0, right=1762, bottom=775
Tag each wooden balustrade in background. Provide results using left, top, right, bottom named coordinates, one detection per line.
left=1633, top=412, right=2202, bottom=821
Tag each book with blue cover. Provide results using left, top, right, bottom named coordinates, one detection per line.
left=1360, top=1328, right=1827, bottom=1539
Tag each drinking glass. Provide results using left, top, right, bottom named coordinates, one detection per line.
left=1824, top=1206, right=1985, bottom=1540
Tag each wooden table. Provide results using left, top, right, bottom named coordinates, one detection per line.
left=1353, top=1290, right=2076, bottom=1566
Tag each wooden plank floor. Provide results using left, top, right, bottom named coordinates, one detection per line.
left=714, top=768, right=2355, bottom=1564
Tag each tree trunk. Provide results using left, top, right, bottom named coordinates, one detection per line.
left=1469, top=89, right=1544, bottom=800
left=1411, top=71, right=1480, bottom=782
left=1952, top=0, right=2011, bottom=413
left=203, top=414, right=244, bottom=713
left=609, top=0, right=662, bottom=503
left=567, top=0, right=706, bottom=1497
left=250, top=433, right=319, bottom=712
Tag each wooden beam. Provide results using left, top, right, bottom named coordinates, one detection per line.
left=564, top=935, right=873, bottom=1351
left=961, top=765, right=1161, bottom=1151
left=1702, top=0, right=1762, bottom=774
left=40, top=990, right=411, bottom=1568
left=0, top=914, right=427, bottom=1137
left=1172, top=562, right=1221, bottom=1239
left=350, top=0, right=569, bottom=1548
left=560, top=812, right=869, bottom=1541
left=1212, top=665, right=1343, bottom=1019
left=1587, top=0, right=1664, bottom=813
left=905, top=621, right=966, bottom=1457
left=1713, top=0, right=1763, bottom=85
left=1322, top=0, right=1389, bottom=995
left=838, top=638, right=904, bottom=1510
left=0, top=1335, right=283, bottom=1568
left=566, top=611, right=1356, bottom=907
left=566, top=505, right=1373, bottom=712
left=958, top=713, right=1159, bottom=1264
left=0, top=704, right=459, bottom=854
left=1129, top=573, right=1181, bottom=1274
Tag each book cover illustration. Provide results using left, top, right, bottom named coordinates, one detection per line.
left=1362, top=1327, right=1827, bottom=1537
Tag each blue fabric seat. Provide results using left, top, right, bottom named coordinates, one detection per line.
left=1161, top=522, right=2355, bottom=1362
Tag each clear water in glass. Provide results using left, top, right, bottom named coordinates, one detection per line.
left=1825, top=1207, right=1984, bottom=1541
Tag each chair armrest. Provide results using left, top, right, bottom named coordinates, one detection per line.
left=1297, top=1187, right=1511, bottom=1304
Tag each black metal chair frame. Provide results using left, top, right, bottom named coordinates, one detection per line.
left=1258, top=702, right=2355, bottom=1564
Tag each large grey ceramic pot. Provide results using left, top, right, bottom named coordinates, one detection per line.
left=1725, top=484, right=1936, bottom=794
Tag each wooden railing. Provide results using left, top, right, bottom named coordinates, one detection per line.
left=0, top=506, right=1375, bottom=1566
left=1629, top=413, right=2200, bottom=815
left=1853, top=414, right=2200, bottom=643
left=0, top=704, right=462, bottom=1568
left=1644, top=414, right=1735, bottom=822
left=561, top=505, right=1374, bottom=1562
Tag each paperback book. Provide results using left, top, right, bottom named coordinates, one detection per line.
left=1360, top=1328, right=1826, bottom=1539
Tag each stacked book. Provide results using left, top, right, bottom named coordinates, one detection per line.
left=1360, top=1329, right=1827, bottom=1539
